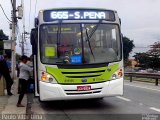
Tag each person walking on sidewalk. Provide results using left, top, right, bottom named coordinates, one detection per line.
left=0, top=54, right=13, bottom=96
left=17, top=55, right=33, bottom=107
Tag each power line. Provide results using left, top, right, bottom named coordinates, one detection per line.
left=0, top=4, right=12, bottom=23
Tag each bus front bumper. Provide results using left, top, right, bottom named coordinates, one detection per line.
left=39, top=78, right=123, bottom=101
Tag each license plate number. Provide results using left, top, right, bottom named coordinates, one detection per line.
left=77, top=86, right=91, bottom=91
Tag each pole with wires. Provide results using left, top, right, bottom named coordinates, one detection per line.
left=11, top=0, right=17, bottom=79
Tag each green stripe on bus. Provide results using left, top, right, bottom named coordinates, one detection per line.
left=60, top=67, right=106, bottom=72
left=46, top=63, right=119, bottom=84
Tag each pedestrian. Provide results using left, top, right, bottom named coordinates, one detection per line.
left=17, top=55, right=33, bottom=107
left=0, top=54, right=13, bottom=96
left=4, top=54, right=11, bottom=72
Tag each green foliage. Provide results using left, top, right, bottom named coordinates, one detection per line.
left=133, top=52, right=150, bottom=68
left=122, top=36, right=135, bottom=61
left=134, top=42, right=160, bottom=70
left=0, top=29, right=6, bottom=54
left=0, top=29, right=8, bottom=40
left=0, top=29, right=10, bottom=55
left=148, top=41, right=160, bottom=57
left=0, top=41, right=3, bottom=54
left=0, top=29, right=5, bottom=36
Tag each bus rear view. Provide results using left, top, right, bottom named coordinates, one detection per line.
left=31, top=8, right=123, bottom=101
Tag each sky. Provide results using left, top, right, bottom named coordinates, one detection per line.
left=0, top=0, right=160, bottom=56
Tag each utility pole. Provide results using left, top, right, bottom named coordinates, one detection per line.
left=11, top=0, right=17, bottom=79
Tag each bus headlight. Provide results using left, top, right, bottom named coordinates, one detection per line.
left=111, top=68, right=123, bottom=80
left=41, top=72, right=57, bottom=84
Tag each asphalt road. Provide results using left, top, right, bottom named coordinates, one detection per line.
left=27, top=81, right=160, bottom=120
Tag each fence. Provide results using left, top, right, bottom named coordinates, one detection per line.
left=124, top=72, right=160, bottom=86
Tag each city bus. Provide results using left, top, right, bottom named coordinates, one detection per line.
left=30, top=8, right=123, bottom=101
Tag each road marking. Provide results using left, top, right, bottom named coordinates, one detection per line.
left=150, top=107, right=160, bottom=113
left=116, top=96, right=131, bottom=102
left=125, top=84, right=160, bottom=92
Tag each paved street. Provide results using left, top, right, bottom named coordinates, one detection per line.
left=27, top=80, right=160, bottom=120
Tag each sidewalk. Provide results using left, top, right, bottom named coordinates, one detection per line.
left=0, top=78, right=27, bottom=114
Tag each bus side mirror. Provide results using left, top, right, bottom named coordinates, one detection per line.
left=30, top=28, right=36, bottom=45
left=31, top=28, right=38, bottom=55
left=119, top=18, right=121, bottom=25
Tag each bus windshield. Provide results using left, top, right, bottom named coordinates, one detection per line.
left=39, top=23, right=121, bottom=65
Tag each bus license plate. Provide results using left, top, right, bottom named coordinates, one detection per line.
left=77, top=86, right=91, bottom=91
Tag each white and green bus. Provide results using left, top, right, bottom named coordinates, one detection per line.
left=31, top=8, right=123, bottom=101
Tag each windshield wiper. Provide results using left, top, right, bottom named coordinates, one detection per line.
left=85, top=20, right=102, bottom=61
left=87, top=20, right=102, bottom=40
left=85, top=28, right=95, bottom=61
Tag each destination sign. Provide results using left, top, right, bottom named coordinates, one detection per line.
left=43, top=9, right=115, bottom=21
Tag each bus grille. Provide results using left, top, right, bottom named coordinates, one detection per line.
left=61, top=70, right=105, bottom=78
left=64, top=87, right=102, bottom=95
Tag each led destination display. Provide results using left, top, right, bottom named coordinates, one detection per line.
left=43, top=9, right=115, bottom=21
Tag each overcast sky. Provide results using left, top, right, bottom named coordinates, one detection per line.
left=0, top=0, right=160, bottom=55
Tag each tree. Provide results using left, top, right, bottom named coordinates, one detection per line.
left=133, top=52, right=150, bottom=68
left=0, top=41, right=3, bottom=54
left=148, top=41, right=160, bottom=57
left=0, top=29, right=8, bottom=40
left=0, top=29, right=9, bottom=54
left=147, top=42, right=160, bottom=69
left=122, top=36, right=135, bottom=61
left=134, top=42, right=160, bottom=70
